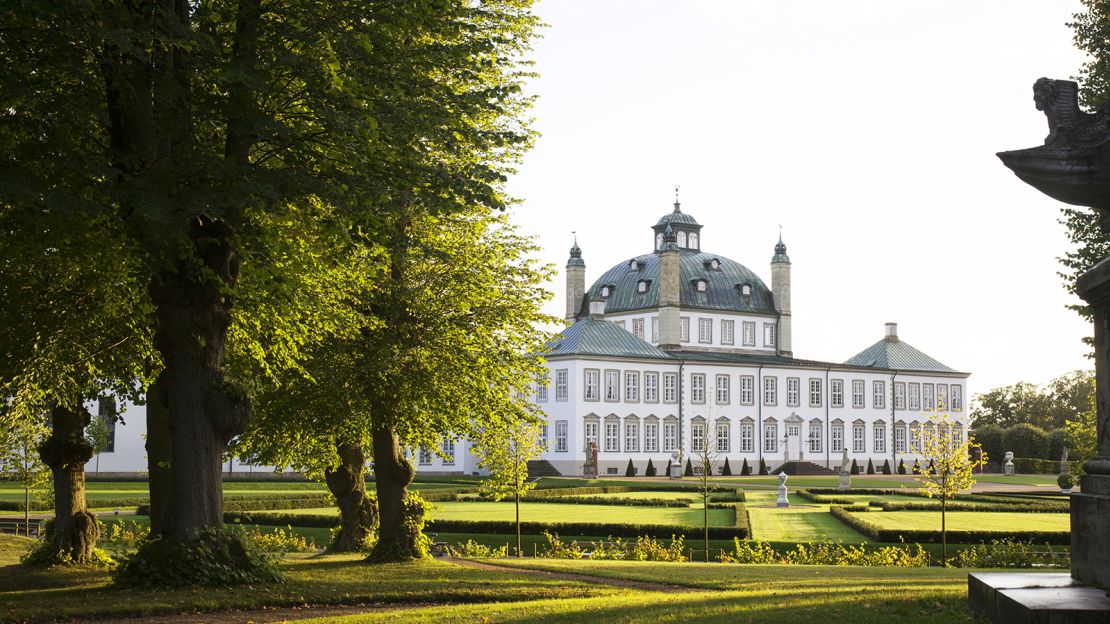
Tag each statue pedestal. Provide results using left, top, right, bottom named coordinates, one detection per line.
left=1073, top=474, right=1110, bottom=587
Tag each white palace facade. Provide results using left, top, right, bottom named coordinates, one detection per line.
left=417, top=200, right=970, bottom=477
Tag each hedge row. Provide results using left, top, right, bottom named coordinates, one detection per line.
left=517, top=496, right=690, bottom=508
left=223, top=495, right=334, bottom=512
left=0, top=498, right=148, bottom=512
left=1012, top=458, right=1081, bottom=475
left=802, top=488, right=1050, bottom=507
left=873, top=501, right=1069, bottom=513
left=225, top=510, right=751, bottom=540
left=828, top=506, right=1070, bottom=545
left=523, top=486, right=633, bottom=498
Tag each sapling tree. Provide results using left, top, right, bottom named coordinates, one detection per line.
left=473, top=419, right=545, bottom=557
left=914, top=413, right=987, bottom=563
left=694, top=432, right=721, bottom=562
left=0, top=417, right=50, bottom=537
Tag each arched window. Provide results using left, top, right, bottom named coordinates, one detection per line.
left=689, top=233, right=699, bottom=249
left=677, top=231, right=687, bottom=247
left=741, top=284, right=752, bottom=296
left=637, top=280, right=648, bottom=293
left=600, top=286, right=611, bottom=298
left=655, top=232, right=663, bottom=249
left=696, top=280, right=707, bottom=293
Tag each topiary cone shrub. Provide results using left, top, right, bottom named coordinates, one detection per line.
left=722, top=457, right=732, bottom=476
left=897, top=459, right=907, bottom=475
left=866, top=459, right=875, bottom=475
left=912, top=459, right=922, bottom=474
left=758, top=458, right=768, bottom=476
left=850, top=459, right=859, bottom=475
left=625, top=459, right=636, bottom=477
left=882, top=459, right=892, bottom=475
left=645, top=459, right=657, bottom=477
left=664, top=459, right=672, bottom=477
left=684, top=459, right=694, bottom=477
left=740, top=458, right=751, bottom=476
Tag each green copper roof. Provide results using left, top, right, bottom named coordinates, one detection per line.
left=547, top=317, right=673, bottom=360
left=843, top=337, right=956, bottom=373
left=582, top=251, right=776, bottom=316
left=655, top=210, right=701, bottom=227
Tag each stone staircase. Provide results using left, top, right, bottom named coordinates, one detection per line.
left=774, top=460, right=836, bottom=475
left=527, top=460, right=561, bottom=478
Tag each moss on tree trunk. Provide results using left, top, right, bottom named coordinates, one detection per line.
left=35, top=402, right=99, bottom=564
left=368, top=426, right=424, bottom=562
left=325, top=442, right=377, bottom=552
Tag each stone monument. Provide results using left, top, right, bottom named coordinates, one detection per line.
left=669, top=450, right=682, bottom=479
left=837, top=448, right=852, bottom=491
left=583, top=442, right=598, bottom=479
left=1061, top=447, right=1071, bottom=476
left=776, top=471, right=789, bottom=508
left=1003, top=451, right=1015, bottom=477
left=968, top=76, right=1110, bottom=621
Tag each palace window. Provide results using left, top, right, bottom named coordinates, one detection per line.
left=556, top=369, right=569, bottom=401
left=874, top=422, right=886, bottom=453
left=809, top=378, right=822, bottom=407
left=644, top=372, right=659, bottom=402
left=680, top=317, right=690, bottom=342
left=873, top=380, right=886, bottom=409
left=663, top=373, right=678, bottom=403
left=604, top=370, right=620, bottom=401
left=742, top=321, right=756, bottom=346
left=585, top=421, right=599, bottom=449
left=584, top=369, right=599, bottom=401
left=692, top=421, right=705, bottom=452
left=831, top=379, right=844, bottom=408
left=419, top=447, right=432, bottom=465
left=645, top=422, right=658, bottom=452
left=740, top=375, right=754, bottom=405
left=809, top=421, right=822, bottom=453
left=831, top=423, right=844, bottom=453
left=605, top=422, right=619, bottom=452
left=691, top=373, right=706, bottom=403
left=895, top=425, right=907, bottom=453
left=894, top=382, right=906, bottom=410
left=951, top=385, right=963, bottom=411
left=625, top=371, right=640, bottom=402
left=910, top=425, right=921, bottom=453
left=741, top=423, right=754, bottom=452
left=717, top=422, right=730, bottom=452
left=922, top=383, right=935, bottom=410
left=764, top=376, right=778, bottom=406
left=852, top=423, right=865, bottom=453
left=721, top=320, right=735, bottom=345
left=678, top=231, right=687, bottom=247
left=632, top=318, right=645, bottom=339
left=937, top=384, right=949, bottom=411
left=611, top=319, right=625, bottom=329
left=442, top=438, right=455, bottom=465
left=536, top=376, right=548, bottom=402
left=763, top=423, right=778, bottom=453
left=786, top=377, right=800, bottom=407
left=951, top=423, right=963, bottom=445
left=664, top=422, right=677, bottom=451
left=625, top=421, right=639, bottom=452
left=852, top=380, right=865, bottom=408
left=908, top=383, right=920, bottom=410
left=555, top=421, right=568, bottom=452
left=763, top=323, right=776, bottom=347
left=698, top=318, right=712, bottom=343
left=540, top=424, right=549, bottom=450
left=716, top=374, right=730, bottom=404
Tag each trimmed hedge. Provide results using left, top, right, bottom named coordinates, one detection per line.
left=1012, top=458, right=1082, bottom=475
left=525, top=486, right=633, bottom=498
left=875, top=501, right=1069, bottom=513
left=516, top=496, right=690, bottom=508
left=0, top=498, right=148, bottom=512
left=828, top=506, right=1070, bottom=545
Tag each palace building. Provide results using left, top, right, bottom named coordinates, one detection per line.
left=417, top=198, right=970, bottom=476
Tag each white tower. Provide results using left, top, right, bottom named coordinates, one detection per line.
left=566, top=238, right=586, bottom=321
left=771, top=234, right=792, bottom=357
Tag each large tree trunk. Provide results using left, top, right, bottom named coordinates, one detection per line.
left=324, top=442, right=377, bottom=552
left=368, top=426, right=423, bottom=562
left=149, top=217, right=250, bottom=543
left=36, top=402, right=99, bottom=564
left=145, top=376, right=173, bottom=538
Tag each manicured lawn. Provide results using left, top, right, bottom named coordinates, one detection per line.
left=305, top=560, right=981, bottom=624
left=745, top=492, right=869, bottom=543
left=256, top=502, right=735, bottom=527
left=972, top=474, right=1061, bottom=487
left=844, top=510, right=1070, bottom=533
left=0, top=537, right=614, bottom=623
left=568, top=491, right=700, bottom=501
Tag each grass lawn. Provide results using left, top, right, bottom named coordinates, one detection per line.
left=567, top=491, right=700, bottom=501
left=972, top=474, right=1061, bottom=487
left=304, top=559, right=981, bottom=624
left=0, top=535, right=614, bottom=624
left=745, top=492, right=869, bottom=543
left=845, top=510, right=1070, bottom=533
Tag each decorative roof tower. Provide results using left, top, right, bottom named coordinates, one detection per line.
left=565, top=235, right=586, bottom=321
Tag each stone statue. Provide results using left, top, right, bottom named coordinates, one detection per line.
left=776, top=471, right=789, bottom=508
left=998, top=77, right=1110, bottom=590
left=1003, top=451, right=1015, bottom=477
left=837, top=448, right=851, bottom=491
left=583, top=442, right=598, bottom=479
left=1062, top=447, right=1071, bottom=476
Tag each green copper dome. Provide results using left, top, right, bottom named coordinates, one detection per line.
left=583, top=251, right=776, bottom=315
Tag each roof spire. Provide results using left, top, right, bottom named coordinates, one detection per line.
left=568, top=231, right=584, bottom=267
left=772, top=227, right=789, bottom=263
left=673, top=184, right=681, bottom=213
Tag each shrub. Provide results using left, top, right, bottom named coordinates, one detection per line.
left=719, top=538, right=928, bottom=567
left=101, top=520, right=150, bottom=548
left=645, top=459, right=657, bottom=477
left=626, top=534, right=687, bottom=562
left=625, top=459, right=636, bottom=477
left=540, top=531, right=585, bottom=559
left=423, top=518, right=748, bottom=540
left=1004, top=423, right=1050, bottom=462
left=951, top=539, right=1068, bottom=569
left=722, top=457, right=732, bottom=476
left=758, top=458, right=768, bottom=475
left=882, top=459, right=892, bottom=475
left=897, top=459, right=907, bottom=475
left=449, top=540, right=507, bottom=558
left=684, top=459, right=694, bottom=477
left=113, top=527, right=283, bottom=587
left=972, top=424, right=1005, bottom=467
left=663, top=460, right=672, bottom=477
left=1047, top=428, right=1068, bottom=462
left=866, top=459, right=875, bottom=475
left=912, top=459, right=921, bottom=474
left=850, top=459, right=859, bottom=475
left=741, top=458, right=751, bottom=476
left=246, top=526, right=317, bottom=553
left=1058, top=474, right=1076, bottom=489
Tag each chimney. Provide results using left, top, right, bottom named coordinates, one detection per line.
left=885, top=322, right=898, bottom=340
left=589, top=300, right=607, bottom=318
left=657, top=226, right=681, bottom=348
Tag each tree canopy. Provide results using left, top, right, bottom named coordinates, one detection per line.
left=971, top=370, right=1094, bottom=430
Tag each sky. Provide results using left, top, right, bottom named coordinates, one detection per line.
left=503, top=0, right=1093, bottom=398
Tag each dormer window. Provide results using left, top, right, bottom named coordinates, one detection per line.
left=628, top=259, right=641, bottom=271
left=694, top=279, right=707, bottom=293
left=704, top=258, right=721, bottom=271
left=737, top=283, right=752, bottom=296
left=637, top=280, right=651, bottom=293
left=600, top=285, right=611, bottom=298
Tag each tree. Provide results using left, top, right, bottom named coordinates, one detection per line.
left=971, top=424, right=1005, bottom=467
left=645, top=459, right=657, bottom=477
left=693, top=436, right=720, bottom=562
left=914, top=413, right=987, bottom=562
left=971, top=371, right=1094, bottom=430
left=472, top=420, right=544, bottom=558
left=1066, top=391, right=1098, bottom=467
left=0, top=418, right=50, bottom=537
left=1003, top=423, right=1049, bottom=460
